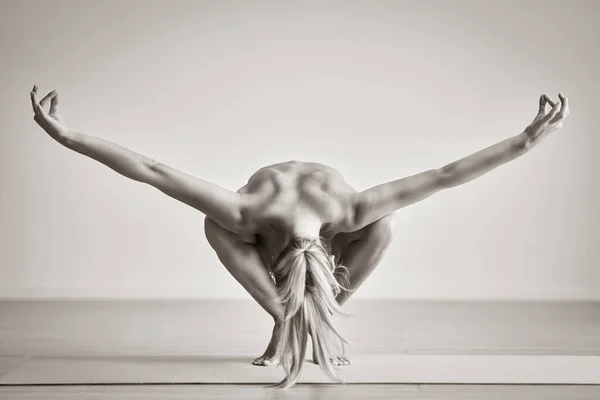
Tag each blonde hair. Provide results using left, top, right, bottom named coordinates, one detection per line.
left=271, top=235, right=354, bottom=389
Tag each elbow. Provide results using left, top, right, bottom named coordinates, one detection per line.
left=137, top=157, right=163, bottom=184
left=435, top=168, right=452, bottom=190
left=145, top=157, right=162, bottom=174
left=143, top=158, right=165, bottom=181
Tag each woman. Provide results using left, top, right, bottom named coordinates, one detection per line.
left=30, top=86, right=569, bottom=389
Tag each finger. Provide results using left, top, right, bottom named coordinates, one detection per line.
left=535, top=94, right=555, bottom=121
left=536, top=94, right=547, bottom=118
left=544, top=94, right=556, bottom=108
left=30, top=85, right=46, bottom=118
left=39, top=90, right=57, bottom=111
left=30, top=85, right=39, bottom=114
left=49, top=91, right=60, bottom=116
left=542, top=99, right=560, bottom=123
left=557, top=92, right=569, bottom=120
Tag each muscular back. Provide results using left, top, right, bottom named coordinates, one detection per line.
left=236, top=160, right=358, bottom=263
left=238, top=160, right=358, bottom=234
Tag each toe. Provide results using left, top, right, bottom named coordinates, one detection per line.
left=253, top=356, right=278, bottom=366
left=252, top=357, right=265, bottom=366
left=332, top=356, right=350, bottom=366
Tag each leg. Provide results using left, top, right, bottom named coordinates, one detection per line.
left=312, top=213, right=396, bottom=365
left=204, top=216, right=284, bottom=366
left=334, top=212, right=396, bottom=305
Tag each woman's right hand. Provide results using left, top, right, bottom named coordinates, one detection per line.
left=30, top=85, right=71, bottom=144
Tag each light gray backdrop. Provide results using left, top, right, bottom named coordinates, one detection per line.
left=1, top=0, right=598, bottom=299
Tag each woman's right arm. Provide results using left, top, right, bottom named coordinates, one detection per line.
left=64, top=129, right=157, bottom=183
left=30, top=86, right=253, bottom=234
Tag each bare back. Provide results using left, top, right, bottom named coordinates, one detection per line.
left=236, top=160, right=358, bottom=266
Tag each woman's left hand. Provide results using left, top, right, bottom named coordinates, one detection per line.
left=523, top=93, right=569, bottom=148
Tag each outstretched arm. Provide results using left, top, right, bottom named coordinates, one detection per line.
left=30, top=86, right=250, bottom=234
left=348, top=93, right=570, bottom=232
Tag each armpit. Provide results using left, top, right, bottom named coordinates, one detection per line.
left=241, top=233, right=258, bottom=245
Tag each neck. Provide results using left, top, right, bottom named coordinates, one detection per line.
left=284, top=221, right=322, bottom=246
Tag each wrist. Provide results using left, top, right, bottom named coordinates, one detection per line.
left=59, top=128, right=77, bottom=149
left=518, top=131, right=533, bottom=152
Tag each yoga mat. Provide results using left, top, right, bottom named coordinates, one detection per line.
left=1, top=355, right=599, bottom=385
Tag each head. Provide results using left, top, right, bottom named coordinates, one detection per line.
left=271, top=234, right=354, bottom=389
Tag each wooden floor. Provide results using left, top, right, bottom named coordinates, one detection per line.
left=1, top=384, right=600, bottom=400
left=1, top=299, right=599, bottom=399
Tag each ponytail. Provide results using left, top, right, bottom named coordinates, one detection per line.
left=271, top=236, right=353, bottom=389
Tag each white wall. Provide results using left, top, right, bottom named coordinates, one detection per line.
left=1, top=0, right=598, bottom=300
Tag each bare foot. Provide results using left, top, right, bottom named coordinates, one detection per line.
left=312, top=347, right=351, bottom=366
left=310, top=331, right=351, bottom=366
left=252, top=321, right=282, bottom=366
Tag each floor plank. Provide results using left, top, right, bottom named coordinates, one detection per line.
left=1, top=384, right=600, bottom=400
left=418, top=384, right=600, bottom=399
left=0, top=357, right=29, bottom=379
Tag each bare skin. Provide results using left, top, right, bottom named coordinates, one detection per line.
left=206, top=159, right=385, bottom=366
left=30, top=86, right=569, bottom=367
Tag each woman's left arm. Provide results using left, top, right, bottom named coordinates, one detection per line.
left=440, top=93, right=569, bottom=188
left=347, top=93, right=569, bottom=232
